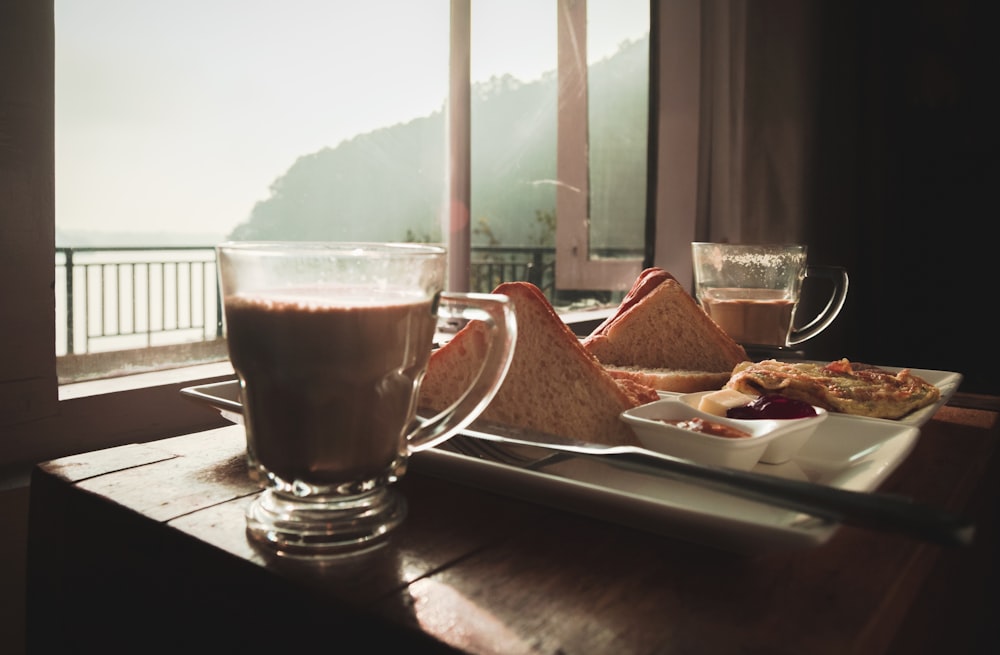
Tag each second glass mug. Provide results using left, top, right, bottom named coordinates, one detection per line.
left=217, top=241, right=516, bottom=559
left=691, top=242, right=849, bottom=349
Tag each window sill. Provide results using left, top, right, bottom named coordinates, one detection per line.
left=560, top=306, right=614, bottom=336
left=3, top=362, right=237, bottom=473
left=59, top=361, right=235, bottom=401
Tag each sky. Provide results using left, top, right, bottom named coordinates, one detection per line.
left=54, top=0, right=648, bottom=239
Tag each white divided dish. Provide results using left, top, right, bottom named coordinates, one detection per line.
left=675, top=390, right=827, bottom=464
left=621, top=398, right=827, bottom=470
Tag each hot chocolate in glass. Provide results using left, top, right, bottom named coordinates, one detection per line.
left=218, top=242, right=515, bottom=559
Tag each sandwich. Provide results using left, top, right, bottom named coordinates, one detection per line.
left=417, top=281, right=658, bottom=446
left=582, top=268, right=749, bottom=392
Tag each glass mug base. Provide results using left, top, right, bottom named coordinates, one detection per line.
left=245, top=487, right=407, bottom=559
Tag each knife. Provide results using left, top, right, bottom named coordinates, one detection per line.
left=453, top=421, right=975, bottom=548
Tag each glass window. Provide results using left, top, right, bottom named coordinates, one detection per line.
left=5, top=0, right=676, bottom=470
left=467, top=0, right=649, bottom=306
left=55, top=0, right=450, bottom=381
left=54, top=0, right=650, bottom=382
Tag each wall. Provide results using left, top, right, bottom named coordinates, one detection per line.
left=711, top=0, right=998, bottom=394
left=0, top=483, right=29, bottom=654
left=801, top=0, right=998, bottom=394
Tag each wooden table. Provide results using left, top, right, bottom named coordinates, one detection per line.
left=26, top=395, right=1000, bottom=654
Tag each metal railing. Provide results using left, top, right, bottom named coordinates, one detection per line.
left=54, top=244, right=648, bottom=382
left=55, top=244, right=648, bottom=362
left=55, top=247, right=221, bottom=356
left=469, top=246, right=555, bottom=297
left=54, top=245, right=563, bottom=357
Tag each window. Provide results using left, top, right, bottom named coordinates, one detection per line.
left=2, top=0, right=702, bottom=470
left=53, top=0, right=650, bottom=382
left=53, top=0, right=452, bottom=381
left=461, top=0, right=650, bottom=297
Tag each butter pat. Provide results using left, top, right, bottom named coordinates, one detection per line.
left=698, top=389, right=755, bottom=416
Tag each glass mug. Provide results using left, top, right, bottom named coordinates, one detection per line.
left=217, top=242, right=516, bottom=559
left=691, top=242, right=848, bottom=349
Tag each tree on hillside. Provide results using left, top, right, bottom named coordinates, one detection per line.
left=227, top=36, right=649, bottom=252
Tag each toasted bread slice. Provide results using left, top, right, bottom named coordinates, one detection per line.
left=418, top=282, right=656, bottom=446
left=587, top=267, right=678, bottom=336
left=603, top=365, right=733, bottom=394
left=583, top=269, right=748, bottom=381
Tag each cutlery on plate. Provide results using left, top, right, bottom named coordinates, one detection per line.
left=445, top=422, right=975, bottom=548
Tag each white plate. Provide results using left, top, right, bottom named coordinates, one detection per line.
left=886, top=366, right=963, bottom=425
left=423, top=414, right=920, bottom=553
left=180, top=365, right=958, bottom=554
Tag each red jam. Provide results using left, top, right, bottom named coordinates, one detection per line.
left=726, top=395, right=817, bottom=420
left=659, top=417, right=751, bottom=439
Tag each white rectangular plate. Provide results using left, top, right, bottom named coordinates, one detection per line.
left=181, top=365, right=959, bottom=554
left=880, top=366, right=962, bottom=425
left=416, top=415, right=921, bottom=553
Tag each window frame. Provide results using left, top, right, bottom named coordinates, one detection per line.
left=554, top=0, right=646, bottom=291
left=0, top=0, right=700, bottom=472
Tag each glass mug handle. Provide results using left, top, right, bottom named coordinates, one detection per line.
left=407, top=291, right=516, bottom=452
left=788, top=265, right=849, bottom=346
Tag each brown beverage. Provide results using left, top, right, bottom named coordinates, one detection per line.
left=224, top=288, right=436, bottom=489
left=701, top=288, right=795, bottom=346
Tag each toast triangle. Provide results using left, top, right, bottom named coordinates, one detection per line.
left=418, top=282, right=656, bottom=446
left=582, top=272, right=748, bottom=373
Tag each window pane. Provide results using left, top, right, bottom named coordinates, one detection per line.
left=467, top=1, right=558, bottom=294
left=469, top=0, right=649, bottom=306
left=53, top=0, right=650, bottom=382
left=56, top=1, right=450, bottom=246
left=587, top=0, right=650, bottom=254
left=55, top=0, right=449, bottom=380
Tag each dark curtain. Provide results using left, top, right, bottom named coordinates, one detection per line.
left=700, top=0, right=998, bottom=393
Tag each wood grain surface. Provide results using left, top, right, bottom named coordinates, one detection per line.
left=26, top=402, right=999, bottom=654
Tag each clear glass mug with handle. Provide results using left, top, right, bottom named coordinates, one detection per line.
left=217, top=241, right=516, bottom=559
left=691, top=242, right=848, bottom=350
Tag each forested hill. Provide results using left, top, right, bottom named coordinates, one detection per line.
left=228, top=35, right=649, bottom=248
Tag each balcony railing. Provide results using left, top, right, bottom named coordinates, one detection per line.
left=54, top=245, right=635, bottom=382
left=54, top=245, right=562, bottom=355
left=55, top=247, right=221, bottom=357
